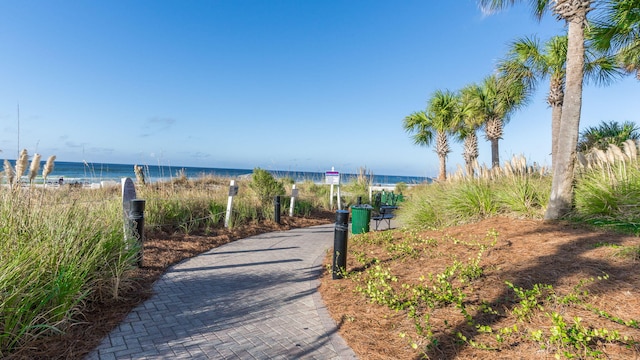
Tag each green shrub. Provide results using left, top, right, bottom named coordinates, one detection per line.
left=249, top=168, right=286, bottom=210
left=294, top=198, right=314, bottom=217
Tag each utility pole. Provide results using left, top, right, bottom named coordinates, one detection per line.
left=16, top=103, right=21, bottom=158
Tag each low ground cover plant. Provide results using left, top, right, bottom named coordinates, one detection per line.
left=320, top=220, right=640, bottom=359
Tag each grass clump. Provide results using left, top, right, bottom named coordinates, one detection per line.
left=0, top=190, right=136, bottom=355
left=570, top=143, right=640, bottom=234
left=445, top=179, right=497, bottom=222
left=398, top=157, right=550, bottom=228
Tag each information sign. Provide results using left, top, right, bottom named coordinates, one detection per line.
left=325, top=171, right=340, bottom=185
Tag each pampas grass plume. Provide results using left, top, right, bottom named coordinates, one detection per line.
left=14, top=149, right=29, bottom=183
left=29, top=153, right=41, bottom=183
left=577, top=152, right=588, bottom=168
left=594, top=149, right=607, bottom=164
left=4, top=159, right=15, bottom=185
left=42, top=155, right=56, bottom=181
left=608, top=144, right=625, bottom=163
left=623, top=139, right=637, bottom=160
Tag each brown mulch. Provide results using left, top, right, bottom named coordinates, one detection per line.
left=318, top=217, right=640, bottom=359
left=6, top=211, right=334, bottom=360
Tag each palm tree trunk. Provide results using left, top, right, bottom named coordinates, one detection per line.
left=463, top=132, right=478, bottom=177
left=485, top=117, right=503, bottom=168
left=491, top=138, right=500, bottom=168
left=550, top=103, right=562, bottom=171
left=545, top=18, right=586, bottom=220
left=548, top=75, right=564, bottom=173
left=435, top=131, right=449, bottom=181
left=438, top=154, right=447, bottom=181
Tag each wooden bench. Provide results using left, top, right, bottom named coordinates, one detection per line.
left=372, top=205, right=397, bottom=230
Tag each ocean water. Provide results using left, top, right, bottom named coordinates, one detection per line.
left=5, top=161, right=431, bottom=186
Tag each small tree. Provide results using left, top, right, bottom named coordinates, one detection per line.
left=249, top=168, right=285, bottom=209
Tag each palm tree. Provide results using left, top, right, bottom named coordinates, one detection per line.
left=403, top=90, right=458, bottom=181
left=479, top=0, right=595, bottom=220
left=463, top=74, right=529, bottom=168
left=591, top=0, right=640, bottom=79
left=577, top=120, right=640, bottom=151
left=456, top=85, right=485, bottom=176
left=499, top=34, right=622, bottom=171
left=499, top=36, right=566, bottom=170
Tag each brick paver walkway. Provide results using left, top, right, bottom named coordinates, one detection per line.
left=87, top=224, right=357, bottom=359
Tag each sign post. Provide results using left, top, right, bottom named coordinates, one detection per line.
left=289, top=184, right=298, bottom=217
left=325, top=168, right=340, bottom=210
left=225, top=180, right=238, bottom=228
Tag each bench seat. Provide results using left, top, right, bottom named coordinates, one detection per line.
left=372, top=205, right=397, bottom=230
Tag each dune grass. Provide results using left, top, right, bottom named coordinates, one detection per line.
left=0, top=189, right=134, bottom=355
left=398, top=150, right=640, bottom=234
left=0, top=167, right=342, bottom=355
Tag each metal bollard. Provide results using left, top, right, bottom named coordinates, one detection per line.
left=129, top=199, right=145, bottom=267
left=332, top=210, right=349, bottom=279
left=274, top=195, right=281, bottom=224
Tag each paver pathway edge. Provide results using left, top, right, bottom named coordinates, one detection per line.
left=87, top=224, right=358, bottom=360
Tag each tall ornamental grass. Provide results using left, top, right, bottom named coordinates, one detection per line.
left=340, top=167, right=374, bottom=206
left=140, top=169, right=328, bottom=232
left=573, top=143, right=640, bottom=231
left=0, top=190, right=136, bottom=355
left=397, top=156, right=551, bottom=228
left=298, top=180, right=331, bottom=209
left=400, top=146, right=640, bottom=232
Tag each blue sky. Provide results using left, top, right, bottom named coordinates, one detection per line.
left=0, top=1, right=637, bottom=178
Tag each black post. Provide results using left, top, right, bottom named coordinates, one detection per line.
left=274, top=195, right=281, bottom=224
left=332, top=210, right=349, bottom=279
left=129, top=199, right=145, bottom=267
left=357, top=196, right=362, bottom=205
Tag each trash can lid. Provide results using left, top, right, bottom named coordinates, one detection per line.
left=351, top=204, right=373, bottom=209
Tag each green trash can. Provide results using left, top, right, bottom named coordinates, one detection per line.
left=351, top=205, right=372, bottom=234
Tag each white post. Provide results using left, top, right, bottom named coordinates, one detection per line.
left=289, top=184, right=296, bottom=217
left=224, top=180, right=235, bottom=228
left=336, top=184, right=341, bottom=210
left=369, top=185, right=373, bottom=203
left=330, top=183, right=334, bottom=210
